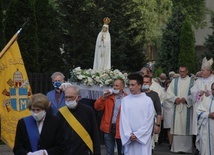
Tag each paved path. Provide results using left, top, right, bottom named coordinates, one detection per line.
left=0, top=143, right=197, bottom=155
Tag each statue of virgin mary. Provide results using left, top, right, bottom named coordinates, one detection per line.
left=93, top=17, right=111, bottom=70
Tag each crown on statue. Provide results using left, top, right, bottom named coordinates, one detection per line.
left=103, top=17, right=111, bottom=25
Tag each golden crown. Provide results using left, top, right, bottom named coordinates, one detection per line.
left=103, top=17, right=111, bottom=25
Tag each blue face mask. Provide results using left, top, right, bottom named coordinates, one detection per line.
left=142, top=84, right=150, bottom=90
left=53, top=81, right=62, bottom=89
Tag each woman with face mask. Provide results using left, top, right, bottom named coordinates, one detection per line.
left=13, top=93, right=65, bottom=155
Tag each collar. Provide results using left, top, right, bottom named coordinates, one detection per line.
left=55, top=89, right=62, bottom=93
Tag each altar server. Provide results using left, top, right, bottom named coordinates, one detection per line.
left=120, top=73, right=154, bottom=155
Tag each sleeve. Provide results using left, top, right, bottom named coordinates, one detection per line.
left=153, top=92, right=162, bottom=115
left=133, top=99, right=154, bottom=145
left=166, top=80, right=177, bottom=103
left=191, top=80, right=200, bottom=103
left=13, top=119, right=30, bottom=155
left=45, top=117, right=66, bottom=155
left=94, top=97, right=105, bottom=111
left=94, top=95, right=113, bottom=111
left=90, top=109, right=101, bottom=155
left=119, top=98, right=132, bottom=146
left=185, top=94, right=194, bottom=108
left=196, top=98, right=210, bottom=123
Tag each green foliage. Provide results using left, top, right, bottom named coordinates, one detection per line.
left=172, top=0, right=207, bottom=29
left=104, top=0, right=146, bottom=71
left=155, top=0, right=206, bottom=74
left=154, top=66, right=163, bottom=78
left=178, top=19, right=196, bottom=74
left=2, top=0, right=205, bottom=74
left=155, top=7, right=185, bottom=73
left=4, top=0, right=63, bottom=72
left=56, top=0, right=147, bottom=72
left=56, top=0, right=98, bottom=72
left=133, top=0, right=172, bottom=42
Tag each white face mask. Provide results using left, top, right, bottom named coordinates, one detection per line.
left=112, top=89, right=120, bottom=94
left=65, top=97, right=78, bottom=109
left=31, top=110, right=46, bottom=122
left=159, top=79, right=166, bottom=83
left=142, top=84, right=150, bottom=90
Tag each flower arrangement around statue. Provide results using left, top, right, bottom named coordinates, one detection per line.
left=70, top=67, right=128, bottom=87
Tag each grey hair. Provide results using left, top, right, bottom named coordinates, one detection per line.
left=51, top=72, right=65, bottom=81
left=160, top=73, right=166, bottom=77
left=140, top=67, right=150, bottom=74
left=65, top=85, right=80, bottom=96
left=169, top=71, right=175, bottom=76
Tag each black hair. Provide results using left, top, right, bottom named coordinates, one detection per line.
left=128, top=73, right=143, bottom=85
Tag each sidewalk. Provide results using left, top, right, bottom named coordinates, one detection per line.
left=0, top=143, right=196, bottom=155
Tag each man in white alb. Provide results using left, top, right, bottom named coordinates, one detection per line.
left=166, top=66, right=194, bottom=153
left=196, top=82, right=214, bottom=155
left=191, top=57, right=214, bottom=136
left=191, top=57, right=214, bottom=154
left=120, top=73, right=154, bottom=155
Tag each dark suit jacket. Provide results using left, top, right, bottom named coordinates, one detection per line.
left=13, top=113, right=65, bottom=155
left=58, top=103, right=101, bottom=155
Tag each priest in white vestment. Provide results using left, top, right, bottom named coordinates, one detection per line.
left=196, top=82, right=214, bottom=155
left=166, top=66, right=194, bottom=153
left=191, top=57, right=214, bottom=136
left=120, top=73, right=155, bottom=155
left=93, top=17, right=111, bottom=70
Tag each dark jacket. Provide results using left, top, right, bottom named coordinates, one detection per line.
left=58, top=103, right=101, bottom=155
left=13, top=113, right=65, bottom=155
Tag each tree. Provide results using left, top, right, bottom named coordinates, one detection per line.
left=133, top=0, right=172, bottom=61
left=4, top=0, right=63, bottom=72
left=57, top=0, right=147, bottom=72
left=103, top=0, right=147, bottom=71
left=172, top=0, right=207, bottom=29
left=178, top=19, right=196, bottom=74
left=155, top=0, right=207, bottom=73
left=56, top=0, right=98, bottom=72
left=155, top=6, right=185, bottom=73
left=204, top=11, right=214, bottom=62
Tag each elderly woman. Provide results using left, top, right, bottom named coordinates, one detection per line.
left=13, top=93, right=65, bottom=155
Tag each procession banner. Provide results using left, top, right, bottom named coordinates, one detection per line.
left=0, top=41, right=31, bottom=148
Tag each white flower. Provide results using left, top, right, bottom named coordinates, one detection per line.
left=77, top=75, right=84, bottom=80
left=70, top=67, right=128, bottom=87
left=104, top=79, right=112, bottom=85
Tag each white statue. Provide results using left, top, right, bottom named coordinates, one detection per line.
left=93, top=17, right=111, bottom=70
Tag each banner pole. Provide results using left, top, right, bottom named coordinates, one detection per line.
left=0, top=31, right=19, bottom=59
left=0, top=20, right=28, bottom=59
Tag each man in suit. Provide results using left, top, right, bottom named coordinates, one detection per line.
left=47, top=72, right=66, bottom=115
left=13, top=93, right=65, bottom=155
